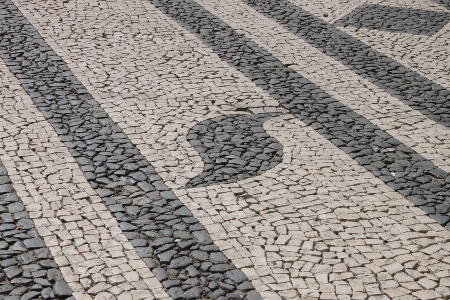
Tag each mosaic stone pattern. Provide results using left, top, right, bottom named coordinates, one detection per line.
left=1, top=0, right=450, bottom=298
left=0, top=161, right=73, bottom=300
left=0, top=0, right=257, bottom=299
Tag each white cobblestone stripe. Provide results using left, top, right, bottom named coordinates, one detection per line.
left=0, top=0, right=259, bottom=299
left=0, top=59, right=167, bottom=300
left=176, top=114, right=450, bottom=299
left=195, top=0, right=450, bottom=173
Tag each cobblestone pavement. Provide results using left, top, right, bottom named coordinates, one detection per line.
left=1, top=0, right=450, bottom=299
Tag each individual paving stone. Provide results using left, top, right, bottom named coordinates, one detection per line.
left=241, top=0, right=450, bottom=128
left=334, top=4, right=450, bottom=35
left=176, top=114, right=450, bottom=299
left=0, top=161, right=73, bottom=299
left=0, top=0, right=256, bottom=298
left=149, top=0, right=450, bottom=228
left=186, top=113, right=283, bottom=187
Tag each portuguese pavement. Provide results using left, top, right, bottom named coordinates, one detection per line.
left=1, top=0, right=450, bottom=299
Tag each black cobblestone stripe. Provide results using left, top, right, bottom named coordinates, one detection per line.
left=0, top=161, right=73, bottom=300
left=334, top=4, right=450, bottom=36
left=431, top=0, right=450, bottom=10
left=186, top=113, right=283, bottom=188
left=149, top=0, right=450, bottom=228
left=242, top=0, right=450, bottom=128
left=0, top=1, right=259, bottom=299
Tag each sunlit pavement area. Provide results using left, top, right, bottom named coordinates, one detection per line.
left=1, top=0, right=450, bottom=299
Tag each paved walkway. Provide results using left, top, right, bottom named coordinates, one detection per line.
left=1, top=0, right=450, bottom=299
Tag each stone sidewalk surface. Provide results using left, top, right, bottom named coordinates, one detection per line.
left=0, top=0, right=450, bottom=299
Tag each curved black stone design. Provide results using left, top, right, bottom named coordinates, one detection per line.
left=149, top=0, right=450, bottom=228
left=335, top=4, right=450, bottom=36
left=0, top=1, right=259, bottom=299
left=0, top=162, right=73, bottom=299
left=186, top=113, right=283, bottom=187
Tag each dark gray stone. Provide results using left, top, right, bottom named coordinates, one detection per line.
left=4, top=266, right=22, bottom=279
left=168, top=287, right=184, bottom=300
left=169, top=256, right=192, bottom=269
left=54, top=280, right=71, bottom=297
left=226, top=270, right=248, bottom=284
left=23, top=238, right=45, bottom=250
left=185, top=286, right=202, bottom=299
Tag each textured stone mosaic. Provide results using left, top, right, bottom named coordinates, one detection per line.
left=0, top=0, right=257, bottom=299
left=1, top=0, right=450, bottom=298
left=0, top=161, right=73, bottom=300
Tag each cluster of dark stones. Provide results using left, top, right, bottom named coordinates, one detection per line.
left=186, top=113, right=283, bottom=187
left=335, top=4, right=450, bottom=36
left=150, top=0, right=450, bottom=228
left=0, top=163, right=73, bottom=300
left=242, top=0, right=450, bottom=128
left=0, top=1, right=259, bottom=299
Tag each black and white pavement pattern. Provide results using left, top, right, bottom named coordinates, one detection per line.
left=1, top=0, right=450, bottom=298
left=0, top=161, right=73, bottom=300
